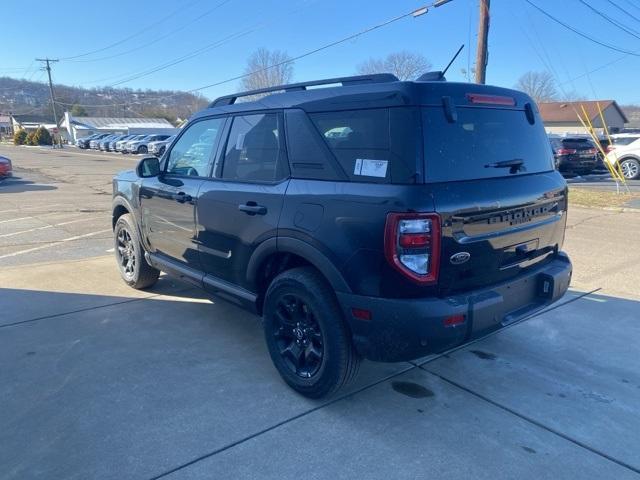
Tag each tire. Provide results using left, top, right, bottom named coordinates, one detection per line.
left=263, top=267, right=360, bottom=398
left=620, top=158, right=640, bottom=180
left=159, top=146, right=166, bottom=156
left=114, top=213, right=159, bottom=289
left=137, top=145, right=148, bottom=154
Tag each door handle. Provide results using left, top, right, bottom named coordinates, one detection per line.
left=238, top=202, right=267, bottom=215
left=175, top=192, right=192, bottom=204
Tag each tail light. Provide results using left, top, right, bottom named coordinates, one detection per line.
left=384, top=213, right=441, bottom=285
left=584, top=148, right=597, bottom=154
left=556, top=148, right=577, bottom=155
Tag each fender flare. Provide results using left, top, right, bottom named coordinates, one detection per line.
left=247, top=237, right=352, bottom=294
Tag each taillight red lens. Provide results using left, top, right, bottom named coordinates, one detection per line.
left=556, top=148, right=577, bottom=155
left=384, top=213, right=441, bottom=285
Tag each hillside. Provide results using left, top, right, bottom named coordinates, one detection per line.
left=0, top=77, right=210, bottom=125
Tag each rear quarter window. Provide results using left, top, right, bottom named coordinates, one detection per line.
left=423, top=106, right=554, bottom=182
left=309, top=107, right=421, bottom=184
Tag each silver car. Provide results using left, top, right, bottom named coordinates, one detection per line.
left=148, top=135, right=176, bottom=157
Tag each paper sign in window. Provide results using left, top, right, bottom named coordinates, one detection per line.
left=354, top=159, right=388, bottom=178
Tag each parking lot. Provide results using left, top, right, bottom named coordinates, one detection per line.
left=1, top=145, right=640, bottom=479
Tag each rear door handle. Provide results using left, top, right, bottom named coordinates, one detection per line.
left=175, top=192, right=192, bottom=204
left=238, top=202, right=267, bottom=215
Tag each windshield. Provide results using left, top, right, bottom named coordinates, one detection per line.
left=422, top=106, right=554, bottom=182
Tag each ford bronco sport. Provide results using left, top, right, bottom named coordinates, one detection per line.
left=112, top=73, right=572, bottom=398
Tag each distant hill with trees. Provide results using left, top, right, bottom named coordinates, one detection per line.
left=0, top=77, right=209, bottom=126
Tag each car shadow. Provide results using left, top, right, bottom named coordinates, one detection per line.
left=0, top=176, right=57, bottom=193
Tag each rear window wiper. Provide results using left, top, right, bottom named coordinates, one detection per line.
left=484, top=158, right=525, bottom=173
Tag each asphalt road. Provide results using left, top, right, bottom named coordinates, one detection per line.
left=567, top=172, right=640, bottom=192
left=1, top=145, right=639, bottom=480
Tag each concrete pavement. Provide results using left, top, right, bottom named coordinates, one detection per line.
left=1, top=145, right=639, bottom=479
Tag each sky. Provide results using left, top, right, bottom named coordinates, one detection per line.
left=2, top=0, right=640, bottom=104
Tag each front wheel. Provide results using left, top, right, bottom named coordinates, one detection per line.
left=137, top=145, right=148, bottom=154
left=620, top=158, right=640, bottom=180
left=263, top=267, right=360, bottom=398
left=114, top=213, right=159, bottom=289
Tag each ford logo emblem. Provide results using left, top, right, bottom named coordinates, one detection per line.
left=450, top=252, right=471, bottom=265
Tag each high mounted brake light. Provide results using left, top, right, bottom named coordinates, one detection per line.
left=384, top=213, right=441, bottom=285
left=466, top=93, right=516, bottom=106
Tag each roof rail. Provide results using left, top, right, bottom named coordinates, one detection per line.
left=209, top=73, right=399, bottom=107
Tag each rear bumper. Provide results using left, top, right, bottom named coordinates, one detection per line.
left=337, top=252, right=572, bottom=362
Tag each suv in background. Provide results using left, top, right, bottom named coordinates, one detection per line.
left=549, top=135, right=598, bottom=176
left=77, top=133, right=109, bottom=149
left=605, top=133, right=640, bottom=179
left=126, top=134, right=172, bottom=154
left=116, top=135, right=145, bottom=153
left=112, top=74, right=572, bottom=398
left=149, top=135, right=176, bottom=157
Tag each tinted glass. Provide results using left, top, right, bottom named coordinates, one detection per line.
left=221, top=113, right=285, bottom=182
left=166, top=117, right=224, bottom=177
left=309, top=108, right=420, bottom=184
left=561, top=138, right=594, bottom=150
left=423, top=106, right=554, bottom=182
left=612, top=136, right=640, bottom=146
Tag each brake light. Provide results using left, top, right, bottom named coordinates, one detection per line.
left=384, top=213, right=441, bottom=285
left=556, top=148, right=577, bottom=155
left=466, top=93, right=516, bottom=106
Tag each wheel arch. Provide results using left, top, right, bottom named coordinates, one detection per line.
left=248, top=237, right=352, bottom=314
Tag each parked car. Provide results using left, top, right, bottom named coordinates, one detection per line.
left=148, top=135, right=176, bottom=157
left=0, top=156, right=12, bottom=179
left=116, top=135, right=146, bottom=153
left=126, top=134, right=172, bottom=154
left=77, top=133, right=108, bottom=149
left=605, top=133, right=640, bottom=179
left=109, top=134, right=134, bottom=152
left=549, top=135, right=598, bottom=176
left=112, top=74, right=572, bottom=398
left=99, top=134, right=123, bottom=151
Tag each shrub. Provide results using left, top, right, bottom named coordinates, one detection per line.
left=34, top=126, right=52, bottom=145
left=13, top=129, right=27, bottom=145
left=25, top=131, right=37, bottom=146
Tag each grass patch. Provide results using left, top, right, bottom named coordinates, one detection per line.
left=569, top=187, right=640, bottom=209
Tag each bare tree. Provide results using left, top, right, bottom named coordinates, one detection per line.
left=357, top=51, right=432, bottom=81
left=515, top=71, right=558, bottom=103
left=241, top=48, right=294, bottom=92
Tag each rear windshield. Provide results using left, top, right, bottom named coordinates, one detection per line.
left=422, top=106, right=554, bottom=182
left=560, top=138, right=594, bottom=149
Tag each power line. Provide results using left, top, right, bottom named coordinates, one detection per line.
left=605, top=0, right=640, bottom=23
left=53, top=2, right=442, bottom=110
left=59, top=0, right=205, bottom=60
left=579, top=0, right=640, bottom=39
left=524, top=0, right=640, bottom=56
left=65, top=0, right=234, bottom=63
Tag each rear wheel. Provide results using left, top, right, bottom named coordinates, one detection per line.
left=620, top=158, right=640, bottom=180
left=114, top=213, right=159, bottom=289
left=263, top=267, right=360, bottom=398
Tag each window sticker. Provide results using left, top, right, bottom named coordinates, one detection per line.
left=354, top=159, right=388, bottom=178
left=235, top=133, right=246, bottom=150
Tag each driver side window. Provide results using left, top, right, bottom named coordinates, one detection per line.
left=166, top=117, right=224, bottom=177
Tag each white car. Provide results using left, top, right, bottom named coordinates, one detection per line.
left=126, top=134, right=172, bottom=155
left=605, top=133, right=640, bottom=179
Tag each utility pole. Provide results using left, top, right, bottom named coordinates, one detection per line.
left=474, top=0, right=490, bottom=84
left=35, top=58, right=59, bottom=125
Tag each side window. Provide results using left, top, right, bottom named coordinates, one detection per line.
left=309, top=108, right=420, bottom=184
left=166, top=118, right=224, bottom=177
left=221, top=113, right=286, bottom=182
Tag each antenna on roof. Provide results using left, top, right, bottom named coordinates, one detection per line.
left=416, top=44, right=464, bottom=82
left=441, top=44, right=464, bottom=79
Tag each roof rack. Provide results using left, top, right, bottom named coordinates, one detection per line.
left=209, top=73, right=399, bottom=107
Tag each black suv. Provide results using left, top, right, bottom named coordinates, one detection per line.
left=549, top=135, right=599, bottom=176
left=112, top=74, right=572, bottom=398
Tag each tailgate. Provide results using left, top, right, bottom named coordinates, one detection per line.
left=430, top=174, right=567, bottom=294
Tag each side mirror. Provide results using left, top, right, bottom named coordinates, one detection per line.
left=136, top=156, right=161, bottom=178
